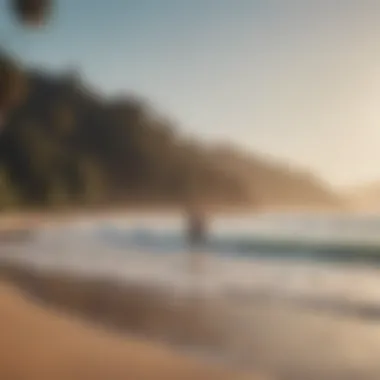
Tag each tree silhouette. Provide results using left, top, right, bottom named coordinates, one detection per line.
left=0, top=1, right=54, bottom=127
left=0, top=55, right=26, bottom=114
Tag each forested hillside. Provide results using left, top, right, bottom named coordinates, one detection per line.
left=0, top=65, right=342, bottom=210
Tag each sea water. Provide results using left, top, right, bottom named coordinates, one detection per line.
left=5, top=212, right=380, bottom=306
left=3, top=212, right=380, bottom=378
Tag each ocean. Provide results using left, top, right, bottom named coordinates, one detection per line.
left=3, top=212, right=380, bottom=378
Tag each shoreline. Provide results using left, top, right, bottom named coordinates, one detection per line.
left=0, top=262, right=233, bottom=351
left=3, top=261, right=380, bottom=379
left=0, top=262, right=269, bottom=380
left=0, top=203, right=371, bottom=232
left=0, top=284, right=265, bottom=380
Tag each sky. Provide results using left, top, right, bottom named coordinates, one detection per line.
left=1, top=0, right=380, bottom=189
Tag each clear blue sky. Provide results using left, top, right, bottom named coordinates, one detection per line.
left=2, top=0, right=380, bottom=189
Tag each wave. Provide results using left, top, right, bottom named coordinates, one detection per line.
left=4, top=215, right=380, bottom=378
left=3, top=215, right=380, bottom=322
left=96, top=225, right=380, bottom=265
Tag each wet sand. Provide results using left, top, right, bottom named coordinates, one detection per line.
left=0, top=268, right=267, bottom=380
left=3, top=262, right=380, bottom=379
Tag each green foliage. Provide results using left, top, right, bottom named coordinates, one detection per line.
left=20, top=123, right=59, bottom=178
left=0, top=55, right=27, bottom=112
left=46, top=177, right=69, bottom=209
left=0, top=67, right=250, bottom=208
left=51, top=102, right=76, bottom=138
left=0, top=167, right=18, bottom=210
left=0, top=65, right=340, bottom=210
left=77, top=157, right=104, bottom=205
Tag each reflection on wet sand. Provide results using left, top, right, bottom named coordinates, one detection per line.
left=0, top=271, right=267, bottom=380
left=2, top=263, right=380, bottom=379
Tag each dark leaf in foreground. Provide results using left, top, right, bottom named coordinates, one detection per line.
left=10, top=0, right=52, bottom=27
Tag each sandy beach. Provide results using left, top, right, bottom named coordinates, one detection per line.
left=0, top=265, right=268, bottom=380
left=4, top=260, right=380, bottom=380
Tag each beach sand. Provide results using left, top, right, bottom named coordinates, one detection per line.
left=4, top=263, right=380, bottom=379
left=0, top=263, right=232, bottom=350
left=0, top=273, right=268, bottom=380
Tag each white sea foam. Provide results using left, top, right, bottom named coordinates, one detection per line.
left=2, top=213, right=380, bottom=307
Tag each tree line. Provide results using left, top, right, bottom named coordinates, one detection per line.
left=0, top=1, right=249, bottom=209
left=0, top=68, right=249, bottom=210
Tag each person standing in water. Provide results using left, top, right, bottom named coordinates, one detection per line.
left=186, top=206, right=208, bottom=276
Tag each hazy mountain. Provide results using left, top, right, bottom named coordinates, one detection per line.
left=209, top=145, right=343, bottom=209
left=0, top=65, right=343, bottom=210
